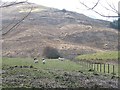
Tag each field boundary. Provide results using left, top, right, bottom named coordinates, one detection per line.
left=77, top=60, right=118, bottom=75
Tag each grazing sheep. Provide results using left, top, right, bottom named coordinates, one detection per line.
left=42, top=58, right=46, bottom=64
left=34, top=58, right=38, bottom=63
left=58, top=57, right=64, bottom=61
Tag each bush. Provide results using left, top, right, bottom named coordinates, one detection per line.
left=42, top=46, right=61, bottom=59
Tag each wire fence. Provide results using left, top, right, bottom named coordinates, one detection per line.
left=78, top=60, right=118, bottom=75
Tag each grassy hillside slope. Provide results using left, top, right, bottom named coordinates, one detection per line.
left=75, top=51, right=119, bottom=61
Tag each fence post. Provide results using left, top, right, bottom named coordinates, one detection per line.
left=93, top=63, right=95, bottom=71
left=104, top=64, right=105, bottom=73
left=108, top=64, right=110, bottom=73
left=113, top=65, right=115, bottom=74
left=100, top=64, right=102, bottom=72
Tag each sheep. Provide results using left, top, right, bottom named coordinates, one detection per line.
left=42, top=58, right=46, bottom=64
left=34, top=58, right=38, bottom=63
left=58, top=57, right=64, bottom=61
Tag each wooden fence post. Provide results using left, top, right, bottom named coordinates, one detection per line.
left=104, top=64, right=105, bottom=73
left=100, top=64, right=102, bottom=72
left=113, top=65, right=115, bottom=74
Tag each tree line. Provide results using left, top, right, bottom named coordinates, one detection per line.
left=110, top=18, right=120, bottom=30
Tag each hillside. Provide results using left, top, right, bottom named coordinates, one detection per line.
left=1, top=2, right=118, bottom=59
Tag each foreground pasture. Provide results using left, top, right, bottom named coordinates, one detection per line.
left=2, top=58, right=119, bottom=88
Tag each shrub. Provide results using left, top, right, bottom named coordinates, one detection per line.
left=42, top=46, right=61, bottom=59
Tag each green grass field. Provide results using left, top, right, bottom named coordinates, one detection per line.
left=75, top=51, right=119, bottom=61
left=2, top=57, right=118, bottom=75
left=2, top=57, right=119, bottom=88
left=2, top=57, right=88, bottom=88
left=2, top=58, right=83, bottom=71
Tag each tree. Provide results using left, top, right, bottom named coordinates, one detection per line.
left=0, top=1, right=28, bottom=8
left=79, top=0, right=120, bottom=30
left=118, top=18, right=120, bottom=29
left=42, top=46, right=61, bottom=59
left=110, top=20, right=119, bottom=30
left=79, top=0, right=119, bottom=18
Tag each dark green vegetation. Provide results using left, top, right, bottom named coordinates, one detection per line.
left=110, top=19, right=120, bottom=30
left=2, top=57, right=119, bottom=88
left=42, top=46, right=61, bottom=59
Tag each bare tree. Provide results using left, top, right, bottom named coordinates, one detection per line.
left=79, top=0, right=119, bottom=18
left=0, top=1, right=27, bottom=8
left=0, top=0, right=33, bottom=35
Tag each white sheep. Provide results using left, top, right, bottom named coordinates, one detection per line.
left=34, top=58, right=38, bottom=63
left=42, top=58, right=46, bottom=64
left=58, top=57, right=64, bottom=61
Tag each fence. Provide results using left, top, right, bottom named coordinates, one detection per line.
left=78, top=60, right=118, bottom=75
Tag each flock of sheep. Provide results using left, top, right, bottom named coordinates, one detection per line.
left=33, top=57, right=65, bottom=64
